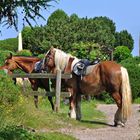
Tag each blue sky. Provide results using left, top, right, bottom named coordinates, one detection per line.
left=0, top=0, right=139, bottom=56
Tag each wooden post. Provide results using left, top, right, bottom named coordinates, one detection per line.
left=22, top=78, right=26, bottom=93
left=55, top=69, right=61, bottom=112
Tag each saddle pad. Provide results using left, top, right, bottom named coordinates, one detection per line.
left=34, top=60, right=43, bottom=72
left=85, top=64, right=97, bottom=75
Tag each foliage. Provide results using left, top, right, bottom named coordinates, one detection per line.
left=22, top=9, right=133, bottom=57
left=70, top=42, right=109, bottom=60
left=0, top=125, right=76, bottom=140
left=0, top=0, right=58, bottom=30
left=17, top=94, right=105, bottom=129
left=47, top=9, right=69, bottom=24
left=0, top=71, right=20, bottom=128
left=37, top=54, right=45, bottom=59
left=16, top=49, right=32, bottom=56
left=0, top=50, right=15, bottom=65
left=22, top=26, right=47, bottom=55
left=96, top=92, right=114, bottom=104
left=0, top=72, right=19, bottom=106
left=115, top=30, right=134, bottom=51
left=0, top=38, right=18, bottom=52
left=113, top=46, right=132, bottom=62
left=120, top=57, right=140, bottom=101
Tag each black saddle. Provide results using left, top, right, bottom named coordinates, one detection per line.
left=73, top=58, right=100, bottom=77
left=34, top=59, right=44, bottom=72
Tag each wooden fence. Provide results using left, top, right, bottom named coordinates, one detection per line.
left=11, top=70, right=72, bottom=112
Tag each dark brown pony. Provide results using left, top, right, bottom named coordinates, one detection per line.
left=0, top=53, right=54, bottom=110
left=43, top=47, right=132, bottom=127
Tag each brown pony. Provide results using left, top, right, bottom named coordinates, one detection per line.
left=43, top=47, right=132, bottom=127
left=0, top=53, right=54, bottom=110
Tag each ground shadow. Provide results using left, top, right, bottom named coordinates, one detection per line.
left=81, top=120, right=115, bottom=127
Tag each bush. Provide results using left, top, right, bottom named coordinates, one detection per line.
left=0, top=125, right=48, bottom=140
left=96, top=92, right=114, bottom=104
left=15, top=49, right=32, bottom=56
left=120, top=56, right=140, bottom=101
left=0, top=50, right=15, bottom=65
left=113, top=46, right=132, bottom=62
left=0, top=125, right=76, bottom=140
left=37, top=54, right=45, bottom=59
left=0, top=71, right=20, bottom=128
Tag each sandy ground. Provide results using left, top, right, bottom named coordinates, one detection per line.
left=60, top=104, right=140, bottom=140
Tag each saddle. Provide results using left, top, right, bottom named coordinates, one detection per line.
left=34, top=59, right=45, bottom=72
left=73, top=58, right=100, bottom=77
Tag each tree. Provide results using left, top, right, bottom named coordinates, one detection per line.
left=22, top=9, right=134, bottom=57
left=113, top=46, right=132, bottom=62
left=22, top=26, right=46, bottom=55
left=70, top=42, right=109, bottom=60
left=120, top=57, right=140, bottom=101
left=0, top=38, right=18, bottom=52
left=0, top=0, right=58, bottom=30
left=115, top=30, right=134, bottom=51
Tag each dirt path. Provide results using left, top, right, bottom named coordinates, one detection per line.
left=60, top=104, right=140, bottom=140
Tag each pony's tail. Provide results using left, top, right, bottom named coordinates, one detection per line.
left=121, top=67, right=132, bottom=121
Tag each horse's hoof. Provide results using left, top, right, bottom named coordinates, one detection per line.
left=76, top=116, right=81, bottom=121
left=114, top=121, right=125, bottom=127
left=114, top=122, right=118, bottom=127
left=76, top=118, right=81, bottom=121
left=68, top=112, right=70, bottom=117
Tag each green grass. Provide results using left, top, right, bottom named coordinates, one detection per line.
left=3, top=94, right=106, bottom=140
left=16, top=95, right=106, bottom=130
left=0, top=125, right=76, bottom=140
left=134, top=97, right=140, bottom=104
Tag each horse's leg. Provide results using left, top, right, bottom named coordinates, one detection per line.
left=47, top=96, right=54, bottom=111
left=68, top=88, right=76, bottom=119
left=75, top=92, right=82, bottom=121
left=34, top=95, right=38, bottom=108
left=31, top=84, right=39, bottom=108
left=111, top=92, right=125, bottom=127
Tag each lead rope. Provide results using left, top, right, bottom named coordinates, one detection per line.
left=49, top=78, right=52, bottom=92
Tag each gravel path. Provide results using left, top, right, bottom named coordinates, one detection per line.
left=61, top=104, right=140, bottom=140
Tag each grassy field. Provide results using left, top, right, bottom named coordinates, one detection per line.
left=17, top=96, right=106, bottom=130
left=0, top=93, right=107, bottom=140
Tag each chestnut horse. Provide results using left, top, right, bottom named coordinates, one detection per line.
left=43, top=47, right=132, bottom=127
left=0, top=53, right=54, bottom=110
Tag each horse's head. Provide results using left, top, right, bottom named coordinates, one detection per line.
left=0, top=53, right=19, bottom=72
left=43, top=47, right=79, bottom=73
left=43, top=47, right=56, bottom=72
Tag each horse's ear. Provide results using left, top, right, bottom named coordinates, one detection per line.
left=50, top=46, right=54, bottom=51
left=49, top=46, right=55, bottom=54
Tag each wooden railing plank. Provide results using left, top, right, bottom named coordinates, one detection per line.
left=11, top=73, right=72, bottom=79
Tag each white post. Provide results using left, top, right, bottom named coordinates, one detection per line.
left=18, top=31, right=23, bottom=51
left=55, top=69, right=61, bottom=112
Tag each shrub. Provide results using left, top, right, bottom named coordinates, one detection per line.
left=96, top=92, right=114, bottom=104
left=37, top=54, right=45, bottom=59
left=0, top=71, right=20, bottom=128
left=0, top=50, right=15, bottom=65
left=113, top=46, right=132, bottom=62
left=15, top=49, right=32, bottom=56
left=120, top=57, right=140, bottom=101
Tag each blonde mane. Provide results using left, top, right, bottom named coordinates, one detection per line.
left=54, top=48, right=79, bottom=71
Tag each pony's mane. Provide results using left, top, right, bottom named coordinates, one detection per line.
left=53, top=48, right=79, bottom=71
